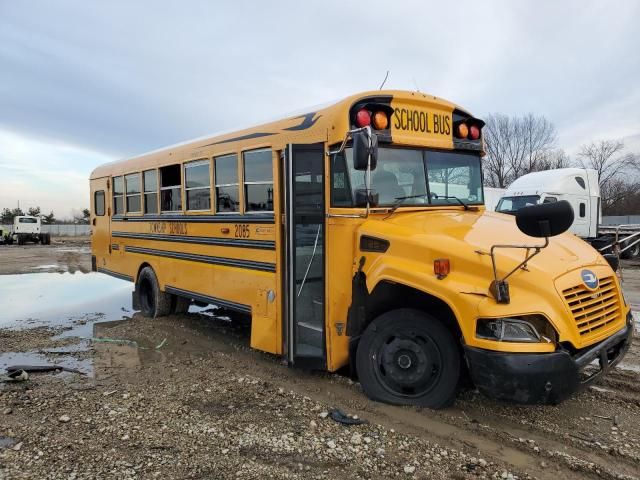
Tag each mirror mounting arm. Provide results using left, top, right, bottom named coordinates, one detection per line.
left=479, top=237, right=550, bottom=304
left=326, top=126, right=371, bottom=157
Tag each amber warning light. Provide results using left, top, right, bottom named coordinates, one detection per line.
left=355, top=107, right=391, bottom=130
left=434, top=258, right=450, bottom=279
left=454, top=118, right=484, bottom=140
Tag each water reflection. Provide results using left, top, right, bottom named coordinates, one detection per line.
left=0, top=272, right=133, bottom=333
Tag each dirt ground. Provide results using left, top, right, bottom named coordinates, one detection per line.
left=0, top=237, right=91, bottom=274
left=1, top=240, right=640, bottom=479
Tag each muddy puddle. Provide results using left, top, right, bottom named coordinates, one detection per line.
left=0, top=272, right=237, bottom=378
left=0, top=272, right=135, bottom=375
left=0, top=272, right=133, bottom=331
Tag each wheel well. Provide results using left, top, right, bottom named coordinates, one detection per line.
left=136, top=262, right=152, bottom=283
left=367, top=281, right=463, bottom=343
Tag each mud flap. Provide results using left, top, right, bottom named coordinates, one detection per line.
left=346, top=257, right=368, bottom=338
left=346, top=257, right=368, bottom=379
left=132, top=287, right=141, bottom=311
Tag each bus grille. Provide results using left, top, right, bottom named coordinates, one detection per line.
left=562, top=276, right=621, bottom=337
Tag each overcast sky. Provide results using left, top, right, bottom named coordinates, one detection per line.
left=1, top=1, right=639, bottom=218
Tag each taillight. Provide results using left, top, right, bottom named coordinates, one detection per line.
left=372, top=111, right=389, bottom=130
left=469, top=125, right=480, bottom=140
left=355, top=108, right=371, bottom=128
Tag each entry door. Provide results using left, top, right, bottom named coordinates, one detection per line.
left=284, top=143, right=326, bottom=369
left=90, top=176, right=111, bottom=266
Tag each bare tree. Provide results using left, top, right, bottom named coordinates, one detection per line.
left=600, top=177, right=639, bottom=213
left=535, top=148, right=570, bottom=171
left=483, top=113, right=557, bottom=187
left=577, top=140, right=635, bottom=185
left=578, top=140, right=637, bottom=213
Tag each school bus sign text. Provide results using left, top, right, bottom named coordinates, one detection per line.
left=392, top=108, right=451, bottom=136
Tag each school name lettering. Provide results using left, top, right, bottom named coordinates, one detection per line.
left=393, top=108, right=451, bottom=135
left=150, top=222, right=187, bottom=235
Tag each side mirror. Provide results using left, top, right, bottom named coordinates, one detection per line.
left=516, top=200, right=574, bottom=238
left=355, top=188, right=379, bottom=208
left=353, top=130, right=378, bottom=171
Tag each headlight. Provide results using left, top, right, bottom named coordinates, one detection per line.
left=476, top=315, right=557, bottom=343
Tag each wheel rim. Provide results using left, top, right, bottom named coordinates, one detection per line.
left=140, top=278, right=155, bottom=315
left=371, top=327, right=443, bottom=398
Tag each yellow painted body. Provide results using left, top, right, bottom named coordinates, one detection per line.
left=90, top=90, right=630, bottom=373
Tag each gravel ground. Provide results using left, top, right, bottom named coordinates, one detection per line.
left=1, top=241, right=639, bottom=479
left=1, top=317, right=533, bottom=480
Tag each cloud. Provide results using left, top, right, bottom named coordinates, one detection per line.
left=0, top=129, right=114, bottom=218
left=0, top=0, right=639, bottom=214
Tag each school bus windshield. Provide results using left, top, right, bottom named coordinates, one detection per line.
left=331, top=147, right=484, bottom=207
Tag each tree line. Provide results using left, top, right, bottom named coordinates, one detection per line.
left=0, top=207, right=90, bottom=225
left=482, top=113, right=639, bottom=215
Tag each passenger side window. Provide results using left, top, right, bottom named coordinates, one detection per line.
left=160, top=164, right=182, bottom=212
left=113, top=176, right=124, bottom=215
left=185, top=159, right=211, bottom=211
left=95, top=191, right=105, bottom=216
left=125, top=173, right=142, bottom=213
left=243, top=149, right=273, bottom=212
left=143, top=169, right=158, bottom=214
left=214, top=154, right=239, bottom=213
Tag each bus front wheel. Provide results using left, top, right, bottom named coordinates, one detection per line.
left=356, top=308, right=460, bottom=409
left=137, top=267, right=172, bottom=318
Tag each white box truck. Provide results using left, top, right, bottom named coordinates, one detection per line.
left=495, top=168, right=639, bottom=259
left=9, top=216, right=51, bottom=245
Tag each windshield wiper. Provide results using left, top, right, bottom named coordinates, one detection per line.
left=383, top=193, right=469, bottom=220
left=386, top=194, right=430, bottom=216
left=435, top=195, right=469, bottom=210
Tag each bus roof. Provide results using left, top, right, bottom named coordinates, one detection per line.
left=90, top=90, right=462, bottom=179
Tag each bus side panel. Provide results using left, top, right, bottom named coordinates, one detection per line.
left=107, top=219, right=281, bottom=355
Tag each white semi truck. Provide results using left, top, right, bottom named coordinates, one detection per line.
left=7, top=216, right=51, bottom=245
left=495, top=168, right=640, bottom=259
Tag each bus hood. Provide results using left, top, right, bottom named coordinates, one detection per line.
left=360, top=209, right=605, bottom=280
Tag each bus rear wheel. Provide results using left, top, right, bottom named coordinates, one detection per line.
left=137, top=267, right=172, bottom=318
left=356, top=308, right=460, bottom=409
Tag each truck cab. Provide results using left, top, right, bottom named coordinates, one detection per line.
left=11, top=216, right=51, bottom=245
left=496, top=168, right=600, bottom=238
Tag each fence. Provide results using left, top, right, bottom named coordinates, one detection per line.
left=1, top=224, right=90, bottom=237
left=601, top=216, right=640, bottom=226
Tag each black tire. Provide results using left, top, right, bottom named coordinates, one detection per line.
left=137, top=267, right=172, bottom=318
left=17, top=234, right=25, bottom=246
left=356, top=308, right=461, bottom=409
left=621, top=240, right=639, bottom=259
left=172, top=295, right=191, bottom=314
left=6, top=236, right=13, bottom=246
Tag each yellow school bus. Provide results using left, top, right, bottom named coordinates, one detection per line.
left=90, top=90, right=633, bottom=408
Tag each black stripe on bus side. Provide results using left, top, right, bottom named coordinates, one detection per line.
left=112, top=214, right=274, bottom=224
left=111, top=231, right=275, bottom=250
left=165, top=286, right=251, bottom=315
left=111, top=244, right=120, bottom=250
left=97, top=267, right=133, bottom=282
left=124, top=246, right=276, bottom=273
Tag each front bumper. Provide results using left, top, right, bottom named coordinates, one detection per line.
left=464, top=312, right=633, bottom=404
